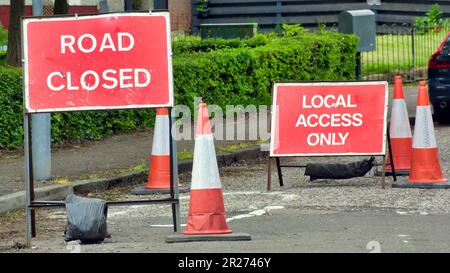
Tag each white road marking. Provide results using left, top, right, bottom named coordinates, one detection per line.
left=149, top=205, right=285, bottom=228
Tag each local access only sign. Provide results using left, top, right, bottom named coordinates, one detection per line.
left=22, top=13, right=173, bottom=113
left=270, top=82, right=388, bottom=156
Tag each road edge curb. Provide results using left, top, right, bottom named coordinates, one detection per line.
left=0, top=146, right=267, bottom=214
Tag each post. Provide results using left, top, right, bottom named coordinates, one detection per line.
left=355, top=52, right=362, bottom=80
left=31, top=0, right=51, bottom=182
left=411, top=26, right=415, bottom=82
left=169, top=108, right=181, bottom=232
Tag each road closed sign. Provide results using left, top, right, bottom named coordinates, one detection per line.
left=270, top=82, right=388, bottom=156
left=22, top=13, right=173, bottom=113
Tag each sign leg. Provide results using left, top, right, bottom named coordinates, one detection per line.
left=267, top=157, right=272, bottom=191
left=381, top=155, right=386, bottom=189
left=275, top=157, right=284, bottom=187
left=24, top=114, right=33, bottom=246
left=387, top=129, right=397, bottom=182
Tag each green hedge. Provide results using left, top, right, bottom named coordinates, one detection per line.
left=174, top=33, right=358, bottom=109
left=172, top=34, right=270, bottom=54
left=0, top=32, right=357, bottom=149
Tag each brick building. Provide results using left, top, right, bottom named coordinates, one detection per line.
left=0, top=0, right=98, bottom=29
left=167, top=0, right=191, bottom=34
left=0, top=0, right=192, bottom=33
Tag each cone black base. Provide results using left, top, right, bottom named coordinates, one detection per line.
left=131, top=184, right=190, bottom=195
left=374, top=169, right=409, bottom=176
left=392, top=180, right=450, bottom=189
left=165, top=232, right=251, bottom=243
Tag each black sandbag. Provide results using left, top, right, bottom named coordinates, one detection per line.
left=64, top=194, right=108, bottom=244
left=304, top=156, right=375, bottom=181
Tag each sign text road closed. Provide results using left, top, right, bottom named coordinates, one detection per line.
left=23, top=13, right=173, bottom=113
left=270, top=82, right=388, bottom=156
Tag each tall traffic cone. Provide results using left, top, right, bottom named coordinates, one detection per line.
left=132, top=108, right=189, bottom=195
left=386, top=76, right=412, bottom=175
left=393, top=82, right=450, bottom=188
left=166, top=103, right=251, bottom=243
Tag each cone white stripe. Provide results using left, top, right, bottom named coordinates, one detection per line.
left=413, top=106, right=437, bottom=148
left=191, top=134, right=222, bottom=190
left=390, top=99, right=412, bottom=138
left=151, top=115, right=170, bottom=156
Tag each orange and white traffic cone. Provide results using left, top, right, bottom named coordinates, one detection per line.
left=166, top=103, right=250, bottom=242
left=386, top=76, right=412, bottom=175
left=393, top=81, right=450, bottom=188
left=183, top=103, right=232, bottom=235
left=132, top=108, right=189, bottom=195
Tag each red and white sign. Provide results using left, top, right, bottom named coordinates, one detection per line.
left=270, top=82, right=388, bottom=156
left=22, top=13, right=173, bottom=113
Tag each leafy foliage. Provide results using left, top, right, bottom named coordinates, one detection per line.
left=0, top=32, right=357, bottom=149
left=174, top=32, right=358, bottom=110
left=0, top=28, right=7, bottom=48
left=281, top=24, right=308, bottom=37
left=172, top=34, right=270, bottom=54
left=415, top=4, right=450, bottom=33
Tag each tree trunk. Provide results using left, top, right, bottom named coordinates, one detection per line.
left=54, top=0, right=69, bottom=15
left=6, top=0, right=24, bottom=67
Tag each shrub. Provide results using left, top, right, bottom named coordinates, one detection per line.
left=174, top=33, right=358, bottom=110
left=415, top=3, right=450, bottom=33
left=0, top=32, right=357, bottom=149
left=172, top=34, right=269, bottom=54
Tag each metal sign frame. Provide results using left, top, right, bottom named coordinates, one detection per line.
left=270, top=81, right=389, bottom=157
left=21, top=11, right=180, bottom=247
left=22, top=12, right=174, bottom=113
left=267, top=81, right=396, bottom=191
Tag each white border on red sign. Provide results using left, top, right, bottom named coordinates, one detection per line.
left=269, top=81, right=389, bottom=157
left=22, top=12, right=174, bottom=113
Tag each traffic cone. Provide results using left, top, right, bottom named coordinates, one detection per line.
left=386, top=76, right=412, bottom=175
left=184, top=103, right=231, bottom=235
left=166, top=103, right=251, bottom=243
left=393, top=82, right=450, bottom=189
left=132, top=108, right=189, bottom=195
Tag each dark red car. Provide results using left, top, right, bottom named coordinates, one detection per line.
left=428, top=31, right=450, bottom=123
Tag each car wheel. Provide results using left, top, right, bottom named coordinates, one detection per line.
left=433, top=103, right=450, bottom=124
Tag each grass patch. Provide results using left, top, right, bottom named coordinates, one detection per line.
left=362, top=29, right=450, bottom=75
left=53, top=177, right=70, bottom=185
left=128, top=162, right=147, bottom=172
left=217, top=142, right=259, bottom=153
left=178, top=150, right=194, bottom=160
left=85, top=184, right=136, bottom=202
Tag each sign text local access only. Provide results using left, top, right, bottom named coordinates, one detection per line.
left=270, top=82, right=388, bottom=156
left=23, top=13, right=173, bottom=113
